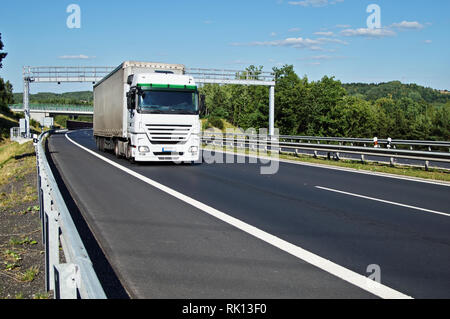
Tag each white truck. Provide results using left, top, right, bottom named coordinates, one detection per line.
left=94, top=61, right=201, bottom=163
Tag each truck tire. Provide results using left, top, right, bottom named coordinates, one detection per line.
left=127, top=144, right=135, bottom=163
left=114, top=140, right=121, bottom=158
left=99, top=138, right=105, bottom=152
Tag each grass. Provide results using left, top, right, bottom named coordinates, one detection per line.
left=33, top=292, right=51, bottom=299
left=0, top=141, right=37, bottom=211
left=20, top=266, right=39, bottom=282
left=2, top=249, right=22, bottom=271
left=201, top=118, right=239, bottom=132
left=9, top=237, right=37, bottom=246
left=202, top=143, right=450, bottom=182
left=0, top=109, right=42, bottom=143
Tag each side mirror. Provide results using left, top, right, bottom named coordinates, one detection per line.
left=127, top=74, right=134, bottom=85
left=199, top=94, right=205, bottom=114
left=126, top=91, right=135, bottom=110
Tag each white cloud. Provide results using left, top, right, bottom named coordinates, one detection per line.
left=338, top=20, right=425, bottom=39
left=231, top=34, right=348, bottom=51
left=316, top=37, right=348, bottom=45
left=288, top=27, right=301, bottom=32
left=340, top=28, right=396, bottom=38
left=390, top=21, right=424, bottom=30
left=58, top=55, right=95, bottom=59
left=269, top=32, right=277, bottom=37
left=300, top=55, right=333, bottom=60
left=424, top=40, right=432, bottom=44
left=314, top=31, right=334, bottom=36
left=231, top=37, right=321, bottom=49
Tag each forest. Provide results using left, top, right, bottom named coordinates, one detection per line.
left=200, top=65, right=450, bottom=141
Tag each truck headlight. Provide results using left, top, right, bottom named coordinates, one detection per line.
left=138, top=146, right=150, bottom=153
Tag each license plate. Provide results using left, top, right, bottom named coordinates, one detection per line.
left=162, top=147, right=175, bottom=153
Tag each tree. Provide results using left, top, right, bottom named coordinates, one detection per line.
left=0, top=33, right=14, bottom=115
left=0, top=33, right=7, bottom=69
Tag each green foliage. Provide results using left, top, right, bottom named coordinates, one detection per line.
left=0, top=33, right=7, bottom=69
left=53, top=115, right=93, bottom=128
left=207, top=116, right=224, bottom=130
left=13, top=91, right=93, bottom=105
left=200, top=64, right=449, bottom=141
left=0, top=77, right=14, bottom=114
left=343, top=81, right=450, bottom=105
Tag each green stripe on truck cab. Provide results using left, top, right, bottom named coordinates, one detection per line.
left=137, top=83, right=197, bottom=90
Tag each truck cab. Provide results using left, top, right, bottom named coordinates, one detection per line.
left=125, top=72, right=201, bottom=162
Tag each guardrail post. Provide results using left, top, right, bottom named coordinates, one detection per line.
left=47, top=202, right=60, bottom=292
left=54, top=263, right=78, bottom=299
left=425, top=160, right=429, bottom=171
left=42, top=176, right=51, bottom=291
left=361, top=154, right=365, bottom=163
left=390, top=157, right=395, bottom=167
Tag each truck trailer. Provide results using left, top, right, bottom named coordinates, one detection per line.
left=93, top=61, right=201, bottom=162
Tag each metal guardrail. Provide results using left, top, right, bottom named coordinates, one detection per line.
left=36, top=130, right=106, bottom=299
left=277, top=135, right=450, bottom=150
left=201, top=132, right=450, bottom=169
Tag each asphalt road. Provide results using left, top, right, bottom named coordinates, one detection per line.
left=48, top=130, right=450, bottom=299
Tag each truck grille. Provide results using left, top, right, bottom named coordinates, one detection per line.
left=146, top=124, right=192, bottom=144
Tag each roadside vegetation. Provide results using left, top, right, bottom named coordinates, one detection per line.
left=0, top=140, right=49, bottom=299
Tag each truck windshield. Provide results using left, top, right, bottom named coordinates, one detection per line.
left=138, top=90, right=199, bottom=115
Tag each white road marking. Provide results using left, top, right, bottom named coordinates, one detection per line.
left=315, top=186, right=450, bottom=218
left=65, top=132, right=413, bottom=299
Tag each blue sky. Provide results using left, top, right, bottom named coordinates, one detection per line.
left=0, top=0, right=449, bottom=93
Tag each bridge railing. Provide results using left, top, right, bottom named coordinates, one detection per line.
left=201, top=132, right=450, bottom=169
left=36, top=130, right=106, bottom=299
left=10, top=104, right=93, bottom=113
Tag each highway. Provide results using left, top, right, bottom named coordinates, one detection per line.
left=47, top=129, right=450, bottom=299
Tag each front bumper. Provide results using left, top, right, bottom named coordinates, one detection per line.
left=131, top=134, right=200, bottom=162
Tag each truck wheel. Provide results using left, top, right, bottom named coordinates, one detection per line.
left=114, top=141, right=120, bottom=158
left=99, top=138, right=105, bottom=152
left=127, top=145, right=135, bottom=163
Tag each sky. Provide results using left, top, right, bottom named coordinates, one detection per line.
left=0, top=0, right=449, bottom=94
